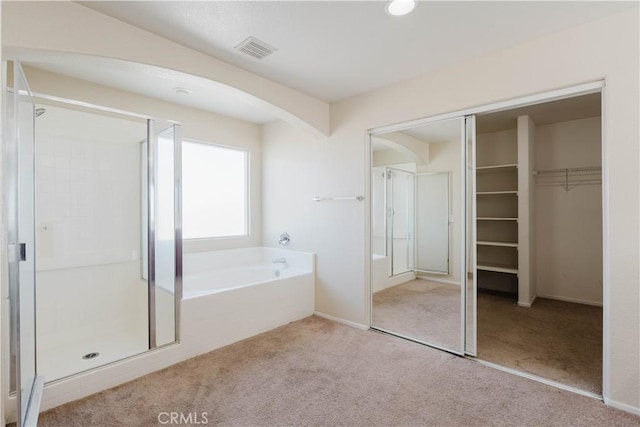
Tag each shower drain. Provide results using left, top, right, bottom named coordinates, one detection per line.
left=82, top=352, right=100, bottom=360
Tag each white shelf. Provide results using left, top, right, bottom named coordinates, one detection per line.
left=477, top=191, right=518, bottom=195
left=477, top=241, right=518, bottom=248
left=477, top=263, right=518, bottom=274
left=477, top=217, right=518, bottom=221
left=476, top=164, right=518, bottom=171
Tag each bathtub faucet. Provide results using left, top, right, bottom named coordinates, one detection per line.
left=272, top=257, right=287, bottom=264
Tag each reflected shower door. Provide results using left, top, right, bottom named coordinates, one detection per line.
left=386, top=168, right=414, bottom=276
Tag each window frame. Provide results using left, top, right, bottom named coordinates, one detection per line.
left=181, top=138, right=250, bottom=241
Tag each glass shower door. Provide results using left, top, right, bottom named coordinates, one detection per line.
left=6, top=61, right=44, bottom=427
left=386, top=167, right=414, bottom=276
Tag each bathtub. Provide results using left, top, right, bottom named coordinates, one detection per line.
left=180, top=246, right=315, bottom=356
left=371, top=253, right=416, bottom=293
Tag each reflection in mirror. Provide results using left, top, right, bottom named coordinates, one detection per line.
left=371, top=117, right=466, bottom=353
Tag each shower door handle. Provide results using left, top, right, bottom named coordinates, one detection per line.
left=19, top=243, right=27, bottom=262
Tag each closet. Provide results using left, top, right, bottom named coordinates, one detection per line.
left=474, top=92, right=603, bottom=394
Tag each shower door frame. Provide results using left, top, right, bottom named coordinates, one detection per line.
left=4, top=60, right=45, bottom=427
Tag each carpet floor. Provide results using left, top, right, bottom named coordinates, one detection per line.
left=477, top=293, right=603, bottom=394
left=37, top=316, right=638, bottom=427
left=373, top=280, right=461, bottom=351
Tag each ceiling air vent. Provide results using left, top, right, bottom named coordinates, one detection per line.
left=234, top=36, right=277, bottom=60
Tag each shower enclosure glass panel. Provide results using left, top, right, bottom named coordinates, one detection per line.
left=6, top=61, right=42, bottom=427
left=147, top=121, right=181, bottom=347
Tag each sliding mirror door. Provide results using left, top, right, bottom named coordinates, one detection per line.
left=371, top=117, right=467, bottom=354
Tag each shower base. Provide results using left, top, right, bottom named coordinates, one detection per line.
left=37, top=328, right=147, bottom=383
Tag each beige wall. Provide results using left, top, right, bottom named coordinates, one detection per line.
left=535, top=116, right=603, bottom=305
left=263, top=9, right=639, bottom=411
left=23, top=67, right=264, bottom=254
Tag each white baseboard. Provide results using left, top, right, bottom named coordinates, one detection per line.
left=416, top=276, right=461, bottom=286
left=517, top=295, right=537, bottom=308
left=474, top=358, right=602, bottom=400
left=604, top=397, right=640, bottom=415
left=314, top=311, right=369, bottom=330
left=537, top=293, right=603, bottom=307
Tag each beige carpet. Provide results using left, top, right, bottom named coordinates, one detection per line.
left=37, top=316, right=638, bottom=427
left=373, top=280, right=461, bottom=351
left=478, top=293, right=603, bottom=394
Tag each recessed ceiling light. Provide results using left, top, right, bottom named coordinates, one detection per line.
left=173, top=87, right=192, bottom=96
left=386, top=0, right=415, bottom=16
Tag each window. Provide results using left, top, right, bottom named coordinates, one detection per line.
left=182, top=140, right=248, bottom=239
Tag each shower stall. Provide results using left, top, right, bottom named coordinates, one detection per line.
left=374, top=166, right=450, bottom=277
left=4, top=61, right=182, bottom=426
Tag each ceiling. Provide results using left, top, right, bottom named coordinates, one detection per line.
left=372, top=117, right=461, bottom=152
left=78, top=1, right=635, bottom=103
left=477, top=92, right=601, bottom=133
left=402, top=118, right=462, bottom=144
left=20, top=2, right=632, bottom=125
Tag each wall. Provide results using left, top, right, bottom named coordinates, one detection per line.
left=535, top=116, right=602, bottom=305
left=263, top=9, right=639, bottom=412
left=23, top=66, right=263, bottom=254
left=518, top=115, right=537, bottom=306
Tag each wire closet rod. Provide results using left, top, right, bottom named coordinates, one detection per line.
left=312, top=196, right=364, bottom=202
left=533, top=166, right=601, bottom=175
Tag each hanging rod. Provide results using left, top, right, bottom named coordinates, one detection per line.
left=533, top=166, right=601, bottom=191
left=533, top=166, right=601, bottom=175
left=312, top=196, right=364, bottom=202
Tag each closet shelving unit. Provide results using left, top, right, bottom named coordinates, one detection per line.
left=476, top=161, right=519, bottom=278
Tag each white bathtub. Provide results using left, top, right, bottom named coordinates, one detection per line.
left=183, top=246, right=312, bottom=298
left=371, top=253, right=416, bottom=293
left=180, top=246, right=315, bottom=356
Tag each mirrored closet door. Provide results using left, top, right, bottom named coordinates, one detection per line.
left=370, top=117, right=470, bottom=354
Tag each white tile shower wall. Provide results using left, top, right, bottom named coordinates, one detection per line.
left=36, top=133, right=141, bottom=267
